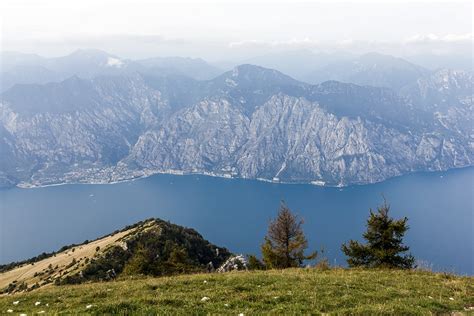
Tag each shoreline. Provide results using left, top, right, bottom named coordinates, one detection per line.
left=10, top=165, right=473, bottom=190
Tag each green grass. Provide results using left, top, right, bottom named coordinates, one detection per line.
left=1, top=268, right=473, bottom=315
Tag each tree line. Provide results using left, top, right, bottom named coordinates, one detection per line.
left=251, top=200, right=415, bottom=270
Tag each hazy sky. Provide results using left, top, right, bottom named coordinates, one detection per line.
left=1, top=0, right=472, bottom=60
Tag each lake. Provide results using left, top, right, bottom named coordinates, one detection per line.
left=0, top=168, right=473, bottom=274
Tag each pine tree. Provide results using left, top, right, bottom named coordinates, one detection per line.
left=341, top=199, right=415, bottom=269
left=261, top=202, right=316, bottom=268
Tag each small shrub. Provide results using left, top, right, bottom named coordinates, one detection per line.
left=247, top=255, right=265, bottom=270
left=315, top=258, right=331, bottom=271
left=65, top=258, right=77, bottom=269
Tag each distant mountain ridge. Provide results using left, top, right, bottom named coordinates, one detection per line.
left=136, top=56, right=223, bottom=80
left=0, top=50, right=224, bottom=92
left=0, top=55, right=472, bottom=187
left=305, top=52, right=431, bottom=91
left=239, top=50, right=473, bottom=83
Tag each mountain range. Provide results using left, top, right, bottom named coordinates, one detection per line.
left=0, top=50, right=472, bottom=188
left=0, top=50, right=222, bottom=93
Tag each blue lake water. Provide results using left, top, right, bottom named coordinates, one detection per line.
left=0, top=168, right=473, bottom=274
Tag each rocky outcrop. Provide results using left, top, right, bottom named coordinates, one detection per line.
left=217, top=255, right=248, bottom=272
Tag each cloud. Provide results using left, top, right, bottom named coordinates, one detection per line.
left=229, top=34, right=473, bottom=51
left=228, top=38, right=320, bottom=49
left=405, top=33, right=473, bottom=44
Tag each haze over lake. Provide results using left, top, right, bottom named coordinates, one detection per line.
left=1, top=168, right=473, bottom=275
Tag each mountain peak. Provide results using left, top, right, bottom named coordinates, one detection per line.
left=232, top=64, right=279, bottom=75
left=223, top=64, right=299, bottom=86
left=62, top=49, right=124, bottom=68
left=358, top=52, right=428, bottom=71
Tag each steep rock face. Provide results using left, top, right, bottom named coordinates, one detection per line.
left=401, top=70, right=473, bottom=134
left=0, top=65, right=472, bottom=187
left=401, top=69, right=474, bottom=169
left=0, top=75, right=167, bottom=185
left=128, top=98, right=250, bottom=172
left=236, top=96, right=399, bottom=184
left=402, top=69, right=472, bottom=107
left=126, top=93, right=472, bottom=186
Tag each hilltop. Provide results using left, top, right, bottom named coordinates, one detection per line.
left=0, top=219, right=230, bottom=293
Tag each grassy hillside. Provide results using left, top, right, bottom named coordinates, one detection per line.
left=1, top=219, right=230, bottom=293
left=0, top=227, right=135, bottom=292
left=1, top=268, right=472, bottom=314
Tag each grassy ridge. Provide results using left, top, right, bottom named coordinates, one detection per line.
left=0, top=268, right=472, bottom=314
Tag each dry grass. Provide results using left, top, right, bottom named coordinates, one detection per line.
left=0, top=228, right=136, bottom=291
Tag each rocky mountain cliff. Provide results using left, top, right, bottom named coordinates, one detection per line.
left=0, top=64, right=472, bottom=187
